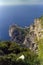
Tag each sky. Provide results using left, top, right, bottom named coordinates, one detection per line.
left=0, top=0, right=43, bottom=5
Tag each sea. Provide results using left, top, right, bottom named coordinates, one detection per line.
left=0, top=5, right=43, bottom=40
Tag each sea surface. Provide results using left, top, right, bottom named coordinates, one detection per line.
left=0, top=5, right=43, bottom=40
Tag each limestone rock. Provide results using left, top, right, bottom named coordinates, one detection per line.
left=9, top=17, right=43, bottom=53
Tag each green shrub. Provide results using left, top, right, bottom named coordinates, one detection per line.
left=0, top=41, right=40, bottom=65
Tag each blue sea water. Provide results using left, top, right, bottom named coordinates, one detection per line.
left=0, top=5, right=43, bottom=40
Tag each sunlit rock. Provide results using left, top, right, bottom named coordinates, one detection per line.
left=17, top=55, right=25, bottom=60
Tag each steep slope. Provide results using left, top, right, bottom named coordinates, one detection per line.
left=9, top=16, right=43, bottom=53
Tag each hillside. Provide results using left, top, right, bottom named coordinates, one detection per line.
left=8, top=16, right=43, bottom=65
left=9, top=16, right=43, bottom=52
left=0, top=16, right=43, bottom=65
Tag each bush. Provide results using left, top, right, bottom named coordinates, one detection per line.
left=38, top=39, right=43, bottom=65
left=0, top=41, right=40, bottom=65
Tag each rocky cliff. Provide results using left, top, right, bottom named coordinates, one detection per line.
left=9, top=16, right=43, bottom=53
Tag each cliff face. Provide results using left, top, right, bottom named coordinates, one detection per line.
left=9, top=17, right=43, bottom=53
left=9, top=24, right=28, bottom=44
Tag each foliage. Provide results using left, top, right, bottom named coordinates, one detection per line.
left=38, top=39, right=43, bottom=65
left=39, top=16, right=43, bottom=28
left=0, top=41, right=40, bottom=65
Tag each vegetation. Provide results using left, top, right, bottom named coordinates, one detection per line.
left=38, top=39, right=43, bottom=65
left=39, top=16, right=43, bottom=28
left=0, top=41, right=39, bottom=65
left=1, top=16, right=43, bottom=65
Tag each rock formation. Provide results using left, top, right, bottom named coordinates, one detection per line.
left=9, top=17, right=43, bottom=53
left=9, top=24, right=27, bottom=44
